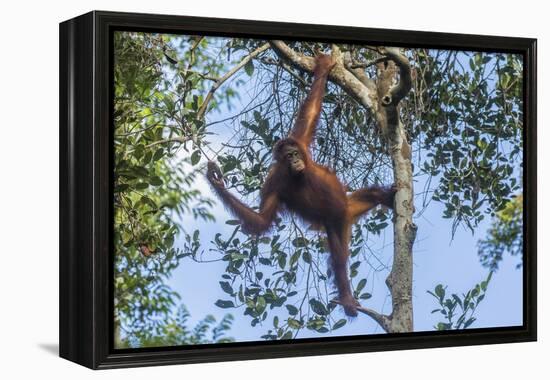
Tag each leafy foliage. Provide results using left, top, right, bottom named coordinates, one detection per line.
left=117, top=304, right=234, bottom=348
left=428, top=272, right=493, bottom=330
left=113, top=32, right=235, bottom=345
left=410, top=51, right=523, bottom=235
left=478, top=195, right=523, bottom=270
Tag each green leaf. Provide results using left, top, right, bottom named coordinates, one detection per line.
left=278, top=254, right=286, bottom=269
left=281, top=331, right=293, bottom=340
left=215, top=300, right=235, bottom=309
left=134, top=182, right=149, bottom=190
left=436, top=322, right=451, bottom=331
left=289, top=251, right=301, bottom=267
left=356, top=279, right=367, bottom=293
left=287, top=318, right=301, bottom=329
left=132, top=165, right=149, bottom=177
left=223, top=159, right=237, bottom=172
left=464, top=317, right=476, bottom=328
left=332, top=319, right=347, bottom=330
left=150, top=176, right=163, bottom=186
left=259, top=257, right=271, bottom=265
left=191, top=150, right=201, bottom=165
left=480, top=280, right=489, bottom=292
left=140, top=196, right=157, bottom=209
left=259, top=237, right=271, bottom=244
left=452, top=294, right=463, bottom=309
left=292, top=237, right=307, bottom=247
left=302, top=250, right=312, bottom=264
left=153, top=148, right=164, bottom=161
left=476, top=294, right=485, bottom=304
left=435, top=284, right=445, bottom=301
left=256, top=296, right=266, bottom=312
left=244, top=60, right=254, bottom=76
left=271, top=296, right=287, bottom=308
left=165, top=234, right=175, bottom=248
left=286, top=304, right=298, bottom=315
left=219, top=281, right=234, bottom=295
left=142, top=151, right=152, bottom=165
left=309, top=299, right=328, bottom=316
left=134, top=145, right=144, bottom=159
left=115, top=183, right=130, bottom=193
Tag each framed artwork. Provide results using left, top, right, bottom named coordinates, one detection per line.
left=59, top=11, right=537, bottom=369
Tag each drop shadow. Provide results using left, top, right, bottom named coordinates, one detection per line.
left=38, top=343, right=59, bottom=356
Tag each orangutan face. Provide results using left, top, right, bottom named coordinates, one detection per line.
left=283, top=144, right=305, bottom=174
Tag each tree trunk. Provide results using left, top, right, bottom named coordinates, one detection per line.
left=375, top=56, right=417, bottom=333
left=386, top=119, right=416, bottom=333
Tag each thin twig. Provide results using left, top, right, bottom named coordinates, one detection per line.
left=197, top=43, right=270, bottom=119
left=350, top=56, right=389, bottom=69
left=330, top=299, right=391, bottom=332
left=145, top=136, right=191, bottom=149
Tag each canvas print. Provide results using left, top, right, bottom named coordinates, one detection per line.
left=113, top=31, right=524, bottom=348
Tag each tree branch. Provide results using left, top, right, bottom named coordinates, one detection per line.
left=145, top=136, right=191, bottom=149
left=331, top=300, right=391, bottom=332
left=379, top=47, right=412, bottom=106
left=350, top=56, right=389, bottom=69
left=197, top=43, right=270, bottom=119
left=269, top=40, right=378, bottom=112
left=356, top=306, right=391, bottom=332
left=186, top=70, right=218, bottom=82
left=269, top=40, right=316, bottom=72
left=342, top=52, right=377, bottom=91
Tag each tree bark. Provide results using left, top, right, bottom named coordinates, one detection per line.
left=270, top=42, right=416, bottom=333
left=375, top=48, right=416, bottom=332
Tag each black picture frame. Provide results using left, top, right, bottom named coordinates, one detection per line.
left=59, top=10, right=537, bottom=369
